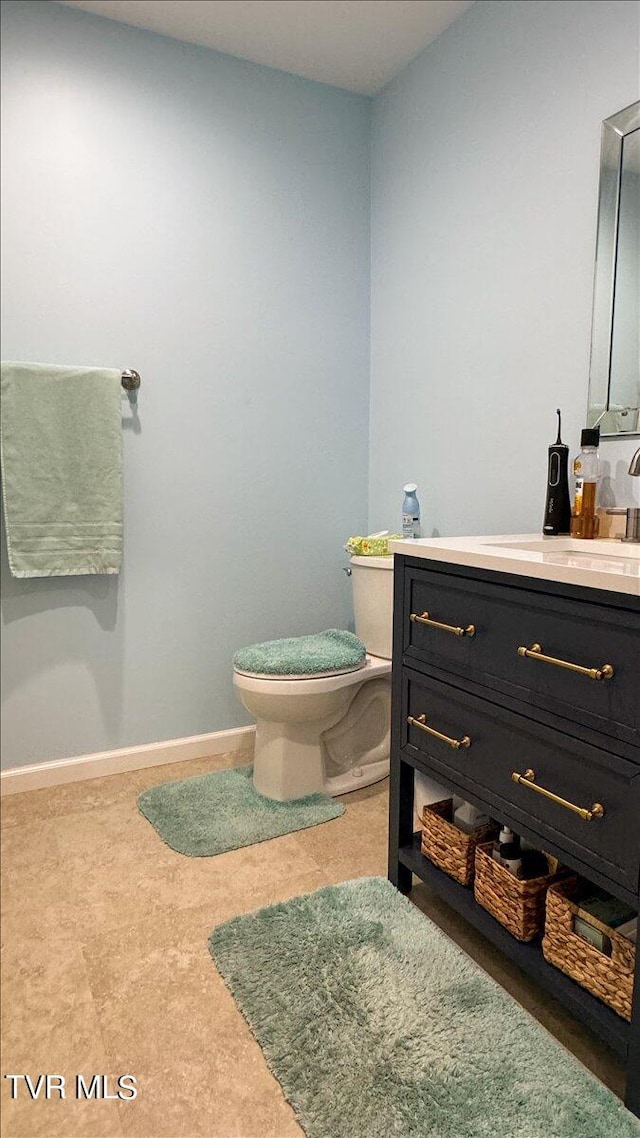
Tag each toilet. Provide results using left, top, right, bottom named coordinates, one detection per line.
left=233, top=555, right=393, bottom=801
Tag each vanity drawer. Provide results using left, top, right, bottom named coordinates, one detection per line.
left=403, top=565, right=640, bottom=751
left=401, top=667, right=640, bottom=893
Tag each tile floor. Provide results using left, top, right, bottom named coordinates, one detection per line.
left=0, top=753, right=625, bottom=1137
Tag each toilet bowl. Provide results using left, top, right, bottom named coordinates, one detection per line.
left=233, top=555, right=394, bottom=801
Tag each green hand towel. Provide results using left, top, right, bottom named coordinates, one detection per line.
left=1, top=362, right=124, bottom=577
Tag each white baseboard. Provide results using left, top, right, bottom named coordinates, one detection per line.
left=0, top=725, right=256, bottom=797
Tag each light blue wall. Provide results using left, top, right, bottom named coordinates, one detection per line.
left=3, top=0, right=638, bottom=770
left=0, top=0, right=371, bottom=767
left=370, top=0, right=640, bottom=538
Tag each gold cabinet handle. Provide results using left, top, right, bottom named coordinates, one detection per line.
left=517, top=643, right=614, bottom=681
left=511, top=768, right=605, bottom=822
left=410, top=611, right=475, bottom=638
left=407, top=714, right=471, bottom=750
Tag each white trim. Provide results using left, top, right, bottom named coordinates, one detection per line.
left=0, top=726, right=256, bottom=796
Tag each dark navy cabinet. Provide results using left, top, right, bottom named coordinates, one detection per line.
left=388, top=554, right=640, bottom=1116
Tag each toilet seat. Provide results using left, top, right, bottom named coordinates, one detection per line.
left=234, top=660, right=366, bottom=681
left=233, top=629, right=366, bottom=679
left=234, top=653, right=390, bottom=695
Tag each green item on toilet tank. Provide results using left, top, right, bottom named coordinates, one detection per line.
left=344, top=533, right=400, bottom=556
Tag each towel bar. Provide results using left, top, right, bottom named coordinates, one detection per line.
left=121, top=369, right=141, bottom=391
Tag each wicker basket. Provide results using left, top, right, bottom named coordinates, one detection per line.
left=542, top=877, right=636, bottom=1021
left=474, top=842, right=564, bottom=942
left=420, top=800, right=496, bottom=886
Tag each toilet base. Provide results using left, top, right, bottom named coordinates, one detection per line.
left=252, top=717, right=334, bottom=802
left=234, top=655, right=392, bottom=803
left=249, top=673, right=391, bottom=803
left=252, top=717, right=390, bottom=802
left=323, top=758, right=389, bottom=797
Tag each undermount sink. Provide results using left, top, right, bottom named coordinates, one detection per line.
left=487, top=538, right=640, bottom=560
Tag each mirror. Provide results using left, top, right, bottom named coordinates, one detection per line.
left=587, top=101, right=640, bottom=436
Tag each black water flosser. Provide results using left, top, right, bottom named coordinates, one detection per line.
left=543, top=409, right=571, bottom=535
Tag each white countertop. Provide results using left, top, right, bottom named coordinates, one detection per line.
left=389, top=534, right=640, bottom=597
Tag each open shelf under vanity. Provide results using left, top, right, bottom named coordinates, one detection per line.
left=399, top=831, right=630, bottom=1061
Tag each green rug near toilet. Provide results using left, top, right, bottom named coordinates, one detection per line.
left=209, top=876, right=640, bottom=1138
left=138, top=764, right=344, bottom=856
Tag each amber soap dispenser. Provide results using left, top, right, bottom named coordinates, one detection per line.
left=570, top=427, right=600, bottom=539
left=542, top=409, right=571, bottom=535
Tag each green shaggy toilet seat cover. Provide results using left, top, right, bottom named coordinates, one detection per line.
left=234, top=629, right=366, bottom=677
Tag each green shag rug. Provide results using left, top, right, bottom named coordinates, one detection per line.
left=209, top=877, right=640, bottom=1138
left=138, top=764, right=343, bottom=856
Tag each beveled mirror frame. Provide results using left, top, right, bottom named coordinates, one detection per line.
left=587, top=100, right=640, bottom=436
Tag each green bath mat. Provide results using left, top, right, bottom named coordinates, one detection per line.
left=138, top=764, right=344, bottom=856
left=209, top=877, right=640, bottom=1138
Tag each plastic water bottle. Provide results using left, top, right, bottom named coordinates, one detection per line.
left=402, top=483, right=421, bottom=539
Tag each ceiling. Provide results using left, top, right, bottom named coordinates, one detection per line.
left=57, top=1, right=474, bottom=95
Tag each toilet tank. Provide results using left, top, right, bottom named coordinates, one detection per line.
left=350, top=555, right=394, bottom=660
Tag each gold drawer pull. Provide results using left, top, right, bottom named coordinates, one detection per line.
left=511, top=768, right=605, bottom=822
left=407, top=714, right=471, bottom=750
left=410, top=611, right=475, bottom=638
left=517, top=642, right=614, bottom=681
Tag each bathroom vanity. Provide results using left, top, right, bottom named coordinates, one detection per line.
left=387, top=535, right=640, bottom=1115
